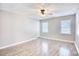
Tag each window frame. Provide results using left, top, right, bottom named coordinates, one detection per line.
left=41, top=21, right=48, bottom=33
left=60, top=20, right=72, bottom=35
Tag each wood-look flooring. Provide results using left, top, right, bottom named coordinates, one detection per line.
left=0, top=38, right=78, bottom=56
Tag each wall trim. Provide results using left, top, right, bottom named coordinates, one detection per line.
left=0, top=37, right=38, bottom=50
left=74, top=42, right=79, bottom=54
left=39, top=37, right=74, bottom=43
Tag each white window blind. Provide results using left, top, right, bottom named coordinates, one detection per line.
left=60, top=20, right=71, bottom=34
left=41, top=21, right=48, bottom=33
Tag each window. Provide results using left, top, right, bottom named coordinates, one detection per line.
left=41, top=21, right=48, bottom=33
left=60, top=20, right=71, bottom=34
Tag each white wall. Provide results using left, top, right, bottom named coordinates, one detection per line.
left=75, top=9, right=79, bottom=52
left=40, top=15, right=75, bottom=42
left=0, top=10, right=40, bottom=47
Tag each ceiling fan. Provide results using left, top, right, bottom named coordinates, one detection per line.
left=39, top=3, right=53, bottom=16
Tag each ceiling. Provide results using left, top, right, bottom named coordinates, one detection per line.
left=0, top=3, right=79, bottom=20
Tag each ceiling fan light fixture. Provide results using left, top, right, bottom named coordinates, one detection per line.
left=41, top=9, right=45, bottom=15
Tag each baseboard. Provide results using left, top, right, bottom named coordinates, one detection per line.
left=74, top=42, right=79, bottom=54
left=39, top=37, right=74, bottom=43
left=0, top=37, right=38, bottom=50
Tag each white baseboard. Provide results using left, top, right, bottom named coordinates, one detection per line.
left=39, top=37, right=74, bottom=43
left=0, top=37, right=38, bottom=50
left=74, top=42, right=79, bottom=54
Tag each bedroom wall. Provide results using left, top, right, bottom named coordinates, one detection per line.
left=0, top=10, right=40, bottom=47
left=75, top=9, right=79, bottom=53
left=40, top=15, right=75, bottom=42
